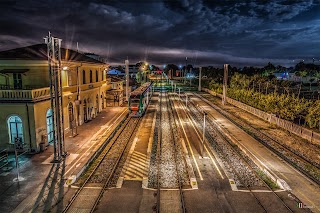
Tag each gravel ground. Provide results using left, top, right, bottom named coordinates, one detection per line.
left=148, top=92, right=189, bottom=188
left=147, top=94, right=160, bottom=188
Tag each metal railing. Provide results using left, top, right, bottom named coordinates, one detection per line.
left=0, top=149, right=9, bottom=170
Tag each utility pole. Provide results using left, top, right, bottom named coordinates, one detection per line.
left=45, top=32, right=66, bottom=162
left=125, top=59, right=129, bottom=102
left=189, top=68, right=192, bottom=87
left=184, top=57, right=187, bottom=84
left=222, top=64, right=228, bottom=105
left=198, top=67, right=202, bottom=92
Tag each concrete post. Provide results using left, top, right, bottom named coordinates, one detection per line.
left=198, top=67, right=202, bottom=92
left=222, top=64, right=228, bottom=105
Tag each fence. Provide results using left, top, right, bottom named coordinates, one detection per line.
left=202, top=88, right=320, bottom=145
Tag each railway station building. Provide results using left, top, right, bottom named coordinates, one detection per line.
left=0, top=44, right=116, bottom=152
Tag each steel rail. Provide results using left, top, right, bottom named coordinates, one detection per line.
left=63, top=117, right=140, bottom=213
left=156, top=91, right=162, bottom=213
left=90, top=117, right=141, bottom=212
left=167, top=92, right=186, bottom=213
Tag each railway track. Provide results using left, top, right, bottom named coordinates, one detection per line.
left=168, top=92, right=186, bottom=213
left=195, top=92, right=320, bottom=185
left=151, top=92, right=186, bottom=212
left=155, top=92, right=162, bottom=213
left=62, top=117, right=141, bottom=213
left=184, top=92, right=295, bottom=212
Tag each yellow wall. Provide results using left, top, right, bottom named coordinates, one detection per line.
left=33, top=100, right=51, bottom=146
left=0, top=61, right=49, bottom=89
left=0, top=103, right=36, bottom=151
left=0, top=60, right=112, bottom=152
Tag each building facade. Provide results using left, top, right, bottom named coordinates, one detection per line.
left=0, top=44, right=112, bottom=152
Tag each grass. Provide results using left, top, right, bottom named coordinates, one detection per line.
left=256, top=169, right=280, bottom=190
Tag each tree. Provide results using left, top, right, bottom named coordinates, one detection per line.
left=115, top=65, right=124, bottom=72
left=263, top=62, right=276, bottom=76
left=164, top=64, right=178, bottom=76
left=309, top=78, right=315, bottom=91
left=295, top=62, right=306, bottom=71
left=305, top=100, right=320, bottom=129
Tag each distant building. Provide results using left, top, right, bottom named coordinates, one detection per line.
left=0, top=44, right=117, bottom=152
left=106, top=76, right=124, bottom=107
left=273, top=70, right=318, bottom=83
left=107, top=69, right=125, bottom=76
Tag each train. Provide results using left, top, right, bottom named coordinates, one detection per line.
left=129, top=82, right=154, bottom=117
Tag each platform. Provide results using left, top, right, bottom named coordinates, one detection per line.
left=0, top=107, right=127, bottom=213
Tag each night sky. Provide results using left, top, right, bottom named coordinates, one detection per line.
left=0, top=0, right=319, bottom=67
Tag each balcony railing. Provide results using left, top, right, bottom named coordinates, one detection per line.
left=0, top=87, right=50, bottom=101
left=0, top=84, right=46, bottom=90
left=0, top=79, right=112, bottom=102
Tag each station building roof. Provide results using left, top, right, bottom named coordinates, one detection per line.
left=0, top=44, right=105, bottom=64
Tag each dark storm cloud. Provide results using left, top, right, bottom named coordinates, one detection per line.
left=0, top=0, right=319, bottom=67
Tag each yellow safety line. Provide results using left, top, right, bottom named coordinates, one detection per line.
left=132, top=151, right=147, bottom=157
left=175, top=98, right=204, bottom=180
left=128, top=158, right=147, bottom=169
left=126, top=166, right=144, bottom=174
left=203, top=144, right=224, bottom=179
left=127, top=164, right=147, bottom=173
left=181, top=95, right=224, bottom=179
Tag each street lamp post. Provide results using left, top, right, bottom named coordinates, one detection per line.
left=198, top=67, right=202, bottom=92
left=201, top=112, right=207, bottom=158
left=125, top=59, right=129, bottom=102
left=171, top=81, right=174, bottom=92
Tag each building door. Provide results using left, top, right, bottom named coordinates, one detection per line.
left=83, top=99, right=87, bottom=122
left=7, top=116, right=24, bottom=144
left=96, top=95, right=99, bottom=113
left=68, top=102, right=74, bottom=129
left=46, top=109, right=54, bottom=144
left=13, top=73, right=22, bottom=89
left=101, top=94, right=104, bottom=109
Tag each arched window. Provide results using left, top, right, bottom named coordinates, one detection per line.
left=96, top=70, right=98, bottom=82
left=82, top=70, right=86, bottom=84
left=7, top=115, right=24, bottom=144
left=101, top=70, right=104, bottom=81
left=90, top=70, right=93, bottom=83
left=46, top=109, right=54, bottom=144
